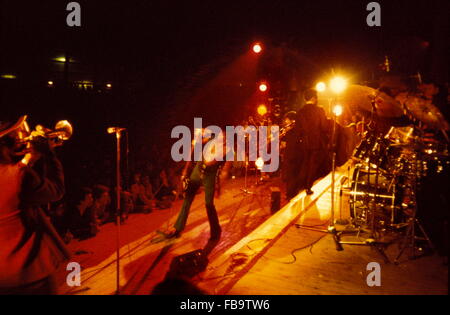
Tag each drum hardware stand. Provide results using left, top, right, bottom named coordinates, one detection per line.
left=334, top=102, right=391, bottom=263
left=394, top=152, right=434, bottom=264
left=362, top=117, right=392, bottom=262
left=334, top=203, right=392, bottom=263
left=369, top=136, right=384, bottom=239
left=297, top=107, right=344, bottom=251
left=337, top=236, right=391, bottom=263
left=394, top=212, right=433, bottom=264
left=336, top=200, right=392, bottom=264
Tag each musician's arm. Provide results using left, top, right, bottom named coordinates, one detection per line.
left=20, top=149, right=65, bottom=206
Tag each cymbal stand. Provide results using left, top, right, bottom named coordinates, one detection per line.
left=394, top=149, right=434, bottom=263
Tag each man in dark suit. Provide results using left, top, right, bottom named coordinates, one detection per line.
left=284, top=89, right=331, bottom=199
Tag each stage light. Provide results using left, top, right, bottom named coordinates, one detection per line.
left=1, top=74, right=16, bottom=79
left=47, top=81, right=54, bottom=86
left=255, top=157, right=264, bottom=170
left=54, top=57, right=67, bottom=63
left=106, top=83, right=112, bottom=89
left=315, top=82, right=326, bottom=92
left=330, top=76, right=347, bottom=94
left=253, top=43, right=262, bottom=54
left=259, top=82, right=268, bottom=92
left=333, top=104, right=343, bottom=117
left=257, top=104, right=268, bottom=116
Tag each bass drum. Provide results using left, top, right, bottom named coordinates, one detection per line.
left=349, top=165, right=403, bottom=228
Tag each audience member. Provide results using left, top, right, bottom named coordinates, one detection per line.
left=68, top=187, right=97, bottom=240
left=131, top=173, right=153, bottom=213
left=92, top=184, right=112, bottom=224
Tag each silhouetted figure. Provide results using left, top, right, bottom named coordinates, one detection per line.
left=68, top=187, right=97, bottom=240
left=164, top=132, right=224, bottom=240
left=0, top=116, right=66, bottom=295
left=284, top=89, right=331, bottom=198
left=131, top=173, right=153, bottom=213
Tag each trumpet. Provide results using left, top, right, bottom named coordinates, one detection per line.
left=19, top=118, right=73, bottom=145
left=11, top=116, right=73, bottom=163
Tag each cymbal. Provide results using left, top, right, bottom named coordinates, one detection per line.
left=385, top=126, right=415, bottom=144
left=341, top=85, right=404, bottom=118
left=395, top=93, right=450, bottom=130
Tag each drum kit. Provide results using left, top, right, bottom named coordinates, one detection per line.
left=339, top=85, right=449, bottom=262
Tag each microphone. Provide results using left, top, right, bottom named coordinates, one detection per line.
left=107, top=127, right=126, bottom=134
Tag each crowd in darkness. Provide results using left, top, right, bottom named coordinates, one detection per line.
left=49, top=154, right=182, bottom=243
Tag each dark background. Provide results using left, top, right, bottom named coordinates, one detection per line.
left=1, top=0, right=448, bottom=188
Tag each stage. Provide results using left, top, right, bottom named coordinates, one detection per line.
left=59, top=165, right=447, bottom=295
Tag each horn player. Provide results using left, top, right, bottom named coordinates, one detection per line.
left=0, top=116, right=68, bottom=295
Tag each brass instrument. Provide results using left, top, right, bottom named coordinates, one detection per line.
left=12, top=115, right=73, bottom=163
left=19, top=118, right=73, bottom=144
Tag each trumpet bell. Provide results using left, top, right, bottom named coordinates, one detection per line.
left=53, top=120, right=73, bottom=141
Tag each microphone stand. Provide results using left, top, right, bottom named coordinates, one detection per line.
left=328, top=106, right=342, bottom=249
left=108, top=128, right=125, bottom=295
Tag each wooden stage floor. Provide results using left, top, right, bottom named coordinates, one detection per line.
left=59, top=166, right=448, bottom=295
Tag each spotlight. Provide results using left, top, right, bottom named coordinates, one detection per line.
left=1, top=74, right=17, bottom=79
left=47, top=81, right=54, bottom=86
left=315, top=82, right=326, bottom=92
left=54, top=57, right=67, bottom=63
left=259, top=82, right=268, bottom=92
left=255, top=157, right=264, bottom=170
left=330, top=77, right=347, bottom=94
left=333, top=104, right=343, bottom=117
left=257, top=104, right=268, bottom=116
left=252, top=43, right=262, bottom=54
left=106, top=83, right=112, bottom=89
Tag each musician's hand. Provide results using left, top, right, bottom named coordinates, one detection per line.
left=32, top=136, right=53, bottom=154
left=49, top=137, right=63, bottom=148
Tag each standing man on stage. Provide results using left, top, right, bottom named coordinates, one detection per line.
left=164, top=130, right=225, bottom=241
left=0, top=116, right=67, bottom=295
left=284, top=89, right=331, bottom=199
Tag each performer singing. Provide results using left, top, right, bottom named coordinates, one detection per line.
left=0, top=116, right=66, bottom=295
left=284, top=89, right=331, bottom=198
left=164, top=131, right=225, bottom=241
